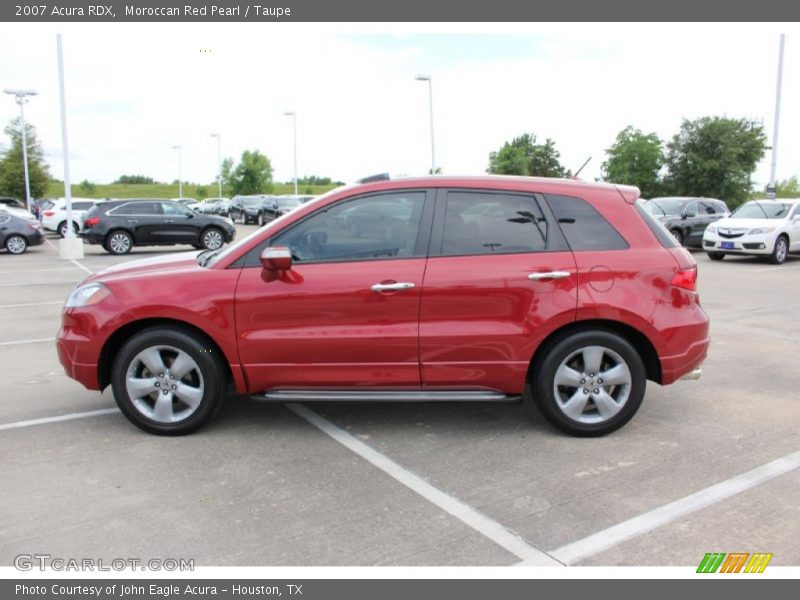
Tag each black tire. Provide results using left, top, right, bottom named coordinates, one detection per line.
left=4, top=234, right=28, bottom=255
left=706, top=252, right=725, bottom=261
left=257, top=213, right=265, bottom=227
left=58, top=220, right=79, bottom=238
left=111, top=327, right=227, bottom=435
left=670, top=229, right=684, bottom=246
left=104, top=230, right=133, bottom=255
left=527, top=330, right=646, bottom=437
left=768, top=235, right=789, bottom=265
left=200, top=227, right=225, bottom=250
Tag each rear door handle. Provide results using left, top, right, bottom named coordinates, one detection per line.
left=164, top=219, right=175, bottom=224
left=528, top=271, right=571, bottom=281
left=371, top=282, right=415, bottom=293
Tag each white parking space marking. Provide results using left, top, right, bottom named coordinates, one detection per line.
left=0, top=408, right=120, bottom=431
left=0, top=301, right=63, bottom=309
left=43, top=239, right=94, bottom=275
left=0, top=338, right=53, bottom=346
left=550, top=449, right=800, bottom=565
left=0, top=266, right=84, bottom=275
left=751, top=263, right=800, bottom=273
left=287, top=403, right=563, bottom=566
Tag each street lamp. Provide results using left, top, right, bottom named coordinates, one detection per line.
left=284, top=111, right=298, bottom=195
left=210, top=133, right=222, bottom=198
left=172, top=145, right=183, bottom=198
left=415, top=74, right=436, bottom=175
left=3, top=88, right=37, bottom=211
left=768, top=33, right=786, bottom=198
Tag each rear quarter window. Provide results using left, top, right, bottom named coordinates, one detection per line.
left=546, top=194, right=629, bottom=251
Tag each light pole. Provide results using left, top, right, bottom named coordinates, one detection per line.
left=211, top=133, right=222, bottom=198
left=172, top=145, right=183, bottom=197
left=284, top=111, right=297, bottom=195
left=415, top=74, right=436, bottom=175
left=3, top=88, right=37, bottom=212
left=768, top=33, right=786, bottom=198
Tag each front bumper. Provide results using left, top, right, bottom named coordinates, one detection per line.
left=56, top=323, right=101, bottom=390
left=703, top=232, right=775, bottom=255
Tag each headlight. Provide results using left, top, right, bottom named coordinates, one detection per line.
left=65, top=282, right=112, bottom=308
left=749, top=227, right=775, bottom=235
left=706, top=226, right=716, bottom=234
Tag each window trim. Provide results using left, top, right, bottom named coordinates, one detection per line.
left=237, top=189, right=436, bottom=268
left=428, top=188, right=568, bottom=258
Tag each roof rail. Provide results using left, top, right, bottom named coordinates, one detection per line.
left=356, top=173, right=391, bottom=184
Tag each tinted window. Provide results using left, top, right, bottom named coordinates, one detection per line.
left=714, top=201, right=728, bottom=214
left=683, top=201, right=699, bottom=216
left=272, top=192, right=426, bottom=263
left=73, top=202, right=94, bottom=210
left=162, top=202, right=192, bottom=217
left=634, top=200, right=679, bottom=248
left=547, top=195, right=629, bottom=251
left=441, top=192, right=547, bottom=256
left=698, top=201, right=715, bottom=215
left=112, top=202, right=161, bottom=216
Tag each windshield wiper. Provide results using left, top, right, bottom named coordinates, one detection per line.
left=751, top=199, right=770, bottom=219
left=198, top=248, right=221, bottom=267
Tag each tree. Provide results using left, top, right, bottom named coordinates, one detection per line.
left=114, top=174, right=154, bottom=184
left=78, top=179, right=96, bottom=194
left=771, top=176, right=800, bottom=198
left=228, top=150, right=274, bottom=195
left=663, top=117, right=767, bottom=206
left=488, top=133, right=569, bottom=178
left=601, top=126, right=664, bottom=198
left=0, top=117, right=51, bottom=200
left=195, top=186, right=208, bottom=200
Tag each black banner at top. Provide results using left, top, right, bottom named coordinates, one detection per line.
left=2, top=0, right=800, bottom=22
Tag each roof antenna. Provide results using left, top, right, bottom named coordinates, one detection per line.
left=572, top=156, right=591, bottom=179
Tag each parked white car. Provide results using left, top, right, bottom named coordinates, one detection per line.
left=703, top=199, right=800, bottom=264
left=41, top=198, right=101, bottom=237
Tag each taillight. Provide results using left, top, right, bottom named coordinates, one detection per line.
left=43, top=210, right=55, bottom=217
left=84, top=217, right=100, bottom=227
left=671, top=267, right=697, bottom=292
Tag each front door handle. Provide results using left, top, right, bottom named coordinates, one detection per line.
left=371, top=282, right=415, bottom=293
left=528, top=271, right=571, bottom=281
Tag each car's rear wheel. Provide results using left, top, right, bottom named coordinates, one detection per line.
left=769, top=235, right=788, bottom=264
left=200, top=227, right=224, bottom=250
left=5, top=234, right=28, bottom=255
left=58, top=220, right=79, bottom=238
left=707, top=252, right=725, bottom=261
left=111, top=327, right=226, bottom=435
left=528, top=330, right=646, bottom=436
left=105, top=230, right=133, bottom=255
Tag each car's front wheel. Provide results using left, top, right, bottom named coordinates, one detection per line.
left=111, top=327, right=227, bottom=435
left=769, top=235, right=789, bottom=265
left=707, top=252, right=725, bottom=261
left=200, top=227, right=224, bottom=250
left=670, top=229, right=684, bottom=246
left=257, top=213, right=265, bottom=227
left=528, top=330, right=646, bottom=436
left=4, top=234, right=28, bottom=254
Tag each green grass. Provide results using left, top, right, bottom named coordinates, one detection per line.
left=45, top=182, right=340, bottom=200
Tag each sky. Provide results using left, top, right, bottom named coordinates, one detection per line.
left=0, top=22, right=798, bottom=191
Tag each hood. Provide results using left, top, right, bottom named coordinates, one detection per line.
left=88, top=251, right=203, bottom=282
left=712, top=217, right=784, bottom=230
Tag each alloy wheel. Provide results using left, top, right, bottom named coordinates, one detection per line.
left=6, top=235, right=27, bottom=254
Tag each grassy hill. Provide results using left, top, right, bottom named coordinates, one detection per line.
left=45, top=182, right=340, bottom=200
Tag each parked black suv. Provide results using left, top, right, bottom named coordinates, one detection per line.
left=79, top=199, right=236, bottom=255
left=643, top=197, right=729, bottom=247
left=230, top=195, right=270, bottom=224
left=255, top=196, right=303, bottom=226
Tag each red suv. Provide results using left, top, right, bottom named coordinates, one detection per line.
left=57, top=176, right=709, bottom=436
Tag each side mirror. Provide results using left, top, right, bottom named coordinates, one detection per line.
left=260, top=246, right=292, bottom=271
left=683, top=211, right=695, bottom=219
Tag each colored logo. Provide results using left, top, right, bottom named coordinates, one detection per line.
left=697, top=552, right=773, bottom=573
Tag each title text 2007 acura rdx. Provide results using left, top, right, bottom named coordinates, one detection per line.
left=58, top=176, right=709, bottom=436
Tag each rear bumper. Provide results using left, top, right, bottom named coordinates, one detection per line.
left=660, top=335, right=709, bottom=385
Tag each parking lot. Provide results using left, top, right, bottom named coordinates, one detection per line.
left=1, top=225, right=799, bottom=567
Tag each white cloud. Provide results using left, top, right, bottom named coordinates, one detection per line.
left=0, top=22, right=797, bottom=193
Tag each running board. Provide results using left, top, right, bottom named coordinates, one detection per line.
left=257, top=390, right=521, bottom=403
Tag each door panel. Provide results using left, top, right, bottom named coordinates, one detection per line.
left=235, top=259, right=426, bottom=391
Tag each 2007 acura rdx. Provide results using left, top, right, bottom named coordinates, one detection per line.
left=57, top=176, right=709, bottom=436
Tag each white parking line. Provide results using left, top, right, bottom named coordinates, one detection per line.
left=0, top=408, right=120, bottom=431
left=751, top=263, right=800, bottom=273
left=0, top=301, right=64, bottom=309
left=0, top=266, right=84, bottom=275
left=43, top=239, right=93, bottom=275
left=550, top=449, right=800, bottom=565
left=287, top=403, right=563, bottom=566
left=0, top=338, right=53, bottom=346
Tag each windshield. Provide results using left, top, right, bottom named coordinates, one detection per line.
left=243, top=198, right=263, bottom=207
left=277, top=198, right=301, bottom=210
left=644, top=198, right=687, bottom=216
left=731, top=201, right=792, bottom=219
